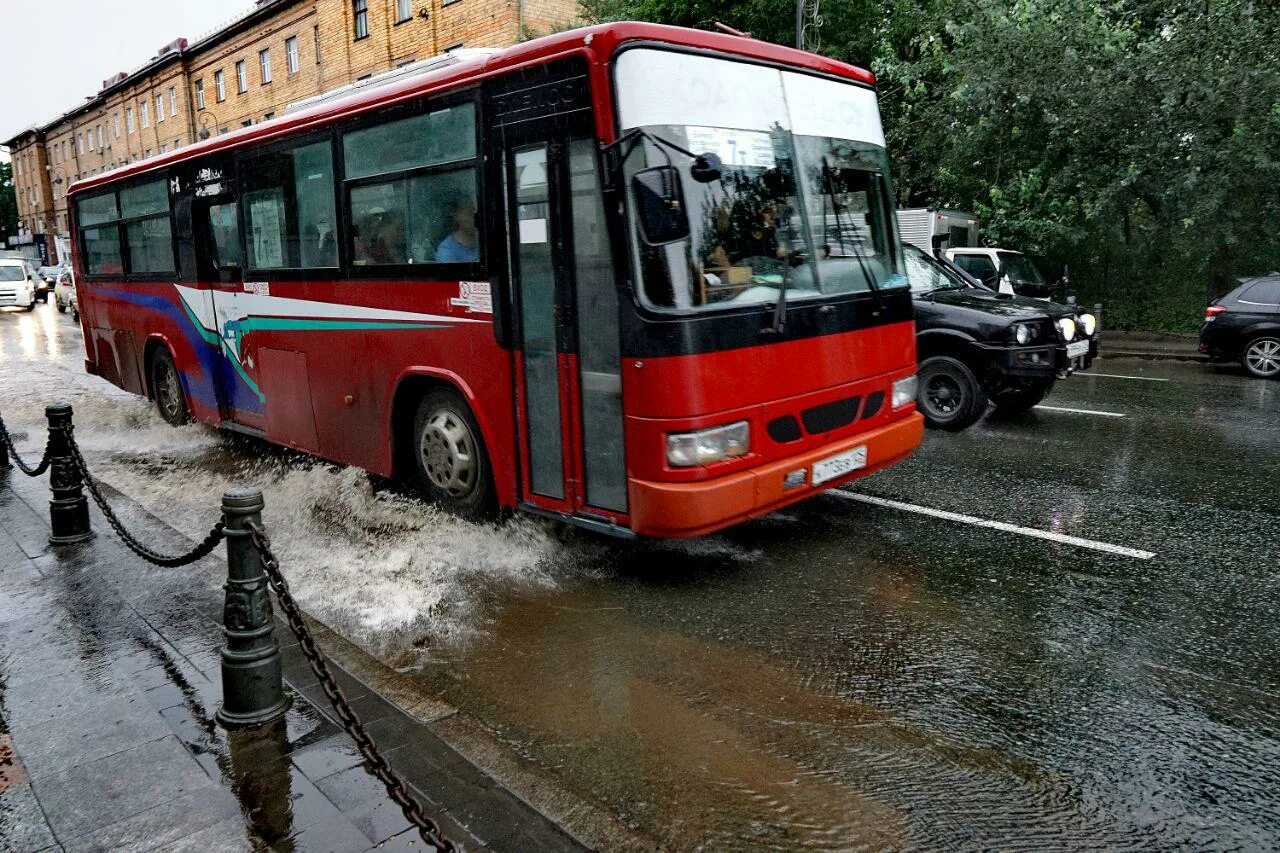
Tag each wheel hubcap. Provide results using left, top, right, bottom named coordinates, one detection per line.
left=1246, top=340, right=1280, bottom=376
left=420, top=408, right=477, bottom=498
left=925, top=375, right=963, bottom=415
left=157, top=365, right=182, bottom=418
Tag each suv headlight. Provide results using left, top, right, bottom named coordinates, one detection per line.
left=666, top=421, right=750, bottom=467
left=1013, top=322, right=1039, bottom=345
left=892, top=375, right=917, bottom=410
left=1057, top=317, right=1076, bottom=341
left=1079, top=313, right=1097, bottom=337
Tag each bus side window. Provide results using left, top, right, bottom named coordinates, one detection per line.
left=207, top=202, right=243, bottom=273
left=341, top=101, right=481, bottom=268
left=240, top=139, right=338, bottom=270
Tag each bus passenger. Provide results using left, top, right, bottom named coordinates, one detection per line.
left=435, top=198, right=479, bottom=263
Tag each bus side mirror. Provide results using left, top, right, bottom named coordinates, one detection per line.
left=632, top=166, right=689, bottom=245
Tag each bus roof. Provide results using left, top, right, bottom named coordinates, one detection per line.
left=67, top=21, right=876, bottom=199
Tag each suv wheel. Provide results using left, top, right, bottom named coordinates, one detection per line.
left=918, top=356, right=988, bottom=431
left=991, top=380, right=1054, bottom=413
left=1242, top=336, right=1280, bottom=379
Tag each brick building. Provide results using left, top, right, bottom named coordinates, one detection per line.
left=3, top=0, right=577, bottom=264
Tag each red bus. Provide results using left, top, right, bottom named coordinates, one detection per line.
left=69, top=22, right=922, bottom=538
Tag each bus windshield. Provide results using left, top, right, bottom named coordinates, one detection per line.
left=615, top=49, right=906, bottom=313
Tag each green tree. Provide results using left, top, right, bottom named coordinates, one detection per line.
left=0, top=160, right=16, bottom=246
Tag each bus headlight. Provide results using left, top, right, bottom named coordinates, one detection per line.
left=666, top=421, right=750, bottom=467
left=1079, top=313, right=1097, bottom=336
left=892, top=375, right=918, bottom=410
left=1057, top=317, right=1076, bottom=341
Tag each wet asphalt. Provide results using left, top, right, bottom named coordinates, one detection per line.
left=2, top=303, right=1278, bottom=850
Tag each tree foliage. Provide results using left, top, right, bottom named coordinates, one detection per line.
left=585, top=0, right=1280, bottom=329
left=0, top=161, right=16, bottom=246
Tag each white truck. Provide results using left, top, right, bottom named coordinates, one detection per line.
left=896, top=208, right=980, bottom=253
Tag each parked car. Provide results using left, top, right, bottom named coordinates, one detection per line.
left=0, top=258, right=39, bottom=311
left=54, top=269, right=76, bottom=314
left=945, top=247, right=1061, bottom=299
left=904, top=244, right=1099, bottom=430
left=1200, top=273, right=1280, bottom=379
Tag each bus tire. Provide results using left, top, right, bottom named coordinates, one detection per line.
left=412, top=389, right=496, bottom=518
left=151, top=348, right=192, bottom=426
left=918, top=355, right=988, bottom=431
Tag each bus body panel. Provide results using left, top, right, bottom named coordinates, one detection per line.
left=71, top=22, right=919, bottom=539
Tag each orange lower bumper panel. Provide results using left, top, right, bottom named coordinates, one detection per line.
left=628, top=411, right=924, bottom=538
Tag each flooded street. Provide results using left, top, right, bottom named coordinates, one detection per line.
left=3, top=304, right=1279, bottom=849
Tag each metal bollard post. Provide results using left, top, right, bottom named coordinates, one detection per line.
left=216, top=486, right=291, bottom=729
left=1094, top=303, right=1103, bottom=331
left=46, top=403, right=93, bottom=546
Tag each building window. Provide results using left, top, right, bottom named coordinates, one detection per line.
left=215, top=70, right=226, bottom=102
left=286, top=36, right=299, bottom=74
left=264, top=111, right=275, bottom=121
left=156, top=95, right=165, bottom=123
left=141, top=101, right=150, bottom=128
left=170, top=86, right=178, bottom=116
left=396, top=0, right=412, bottom=22
left=114, top=115, right=121, bottom=138
left=235, top=60, right=247, bottom=93
left=241, top=139, right=338, bottom=269
left=353, top=0, right=369, bottom=39
left=194, top=79, right=205, bottom=110
left=160, top=143, right=168, bottom=153
left=314, top=24, right=322, bottom=64
left=260, top=49, right=272, bottom=84
left=97, top=125, right=104, bottom=148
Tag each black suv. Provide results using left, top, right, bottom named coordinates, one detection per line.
left=903, top=244, right=1100, bottom=430
left=1200, top=274, right=1280, bottom=379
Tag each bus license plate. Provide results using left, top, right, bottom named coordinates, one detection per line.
left=1067, top=340, right=1089, bottom=359
left=812, top=445, right=867, bottom=486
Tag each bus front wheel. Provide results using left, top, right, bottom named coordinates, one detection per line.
left=151, top=348, right=191, bottom=426
left=412, top=389, right=495, bottom=518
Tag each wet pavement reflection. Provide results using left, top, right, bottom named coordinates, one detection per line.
left=3, top=305, right=1278, bottom=849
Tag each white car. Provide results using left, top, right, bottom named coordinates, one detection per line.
left=54, top=269, right=77, bottom=314
left=0, top=258, right=39, bottom=311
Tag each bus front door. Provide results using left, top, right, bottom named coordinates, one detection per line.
left=507, top=137, right=629, bottom=522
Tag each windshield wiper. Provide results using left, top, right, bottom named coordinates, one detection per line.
left=822, top=158, right=886, bottom=316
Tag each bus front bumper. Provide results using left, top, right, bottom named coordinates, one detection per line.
left=627, top=412, right=924, bottom=538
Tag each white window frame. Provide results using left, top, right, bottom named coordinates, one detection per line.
left=195, top=80, right=205, bottom=110
left=396, top=0, right=412, bottom=23
left=169, top=86, right=178, bottom=116
left=141, top=101, right=150, bottom=128
left=286, top=36, right=299, bottom=74
left=236, top=60, right=248, bottom=93
left=215, top=70, right=226, bottom=102
left=96, top=125, right=103, bottom=148
left=260, top=49, right=272, bottom=84
left=127, top=107, right=135, bottom=133
left=156, top=95, right=165, bottom=123
left=114, top=114, right=121, bottom=138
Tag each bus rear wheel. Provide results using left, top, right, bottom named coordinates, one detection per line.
left=412, top=389, right=495, bottom=518
left=151, top=349, right=191, bottom=426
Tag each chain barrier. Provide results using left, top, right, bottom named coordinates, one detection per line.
left=0, top=414, right=53, bottom=477
left=59, top=425, right=226, bottom=567
left=246, top=522, right=456, bottom=852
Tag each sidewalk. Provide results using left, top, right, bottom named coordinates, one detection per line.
left=1100, top=330, right=1207, bottom=362
left=0, top=463, right=582, bottom=852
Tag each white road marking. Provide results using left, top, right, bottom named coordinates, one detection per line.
left=1083, top=372, right=1171, bottom=382
left=831, top=491, right=1157, bottom=560
left=1034, top=405, right=1126, bottom=418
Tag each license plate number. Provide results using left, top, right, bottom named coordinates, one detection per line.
left=812, top=445, right=867, bottom=485
left=1067, top=340, right=1089, bottom=358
